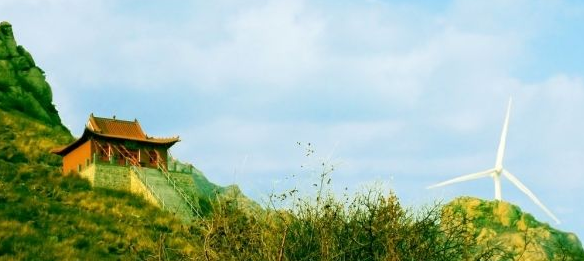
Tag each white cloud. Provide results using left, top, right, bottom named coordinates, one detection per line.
left=199, top=0, right=323, bottom=87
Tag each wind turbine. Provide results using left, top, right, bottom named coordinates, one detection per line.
left=427, top=98, right=560, bottom=224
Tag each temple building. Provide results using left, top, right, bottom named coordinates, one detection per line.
left=52, top=114, right=179, bottom=175
left=51, top=114, right=199, bottom=220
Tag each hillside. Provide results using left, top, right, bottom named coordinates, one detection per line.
left=443, top=197, right=584, bottom=260
left=0, top=21, right=253, bottom=260
left=0, top=21, right=196, bottom=259
left=0, top=21, right=71, bottom=165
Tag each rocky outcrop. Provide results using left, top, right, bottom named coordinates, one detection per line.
left=444, top=197, right=584, bottom=260
left=0, top=21, right=63, bottom=127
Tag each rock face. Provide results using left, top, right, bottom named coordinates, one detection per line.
left=444, top=197, right=584, bottom=261
left=0, top=21, right=63, bottom=127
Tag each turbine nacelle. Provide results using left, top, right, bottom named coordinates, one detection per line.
left=427, top=98, right=560, bottom=224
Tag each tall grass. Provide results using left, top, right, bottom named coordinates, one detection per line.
left=190, top=144, right=584, bottom=261
left=191, top=145, right=482, bottom=261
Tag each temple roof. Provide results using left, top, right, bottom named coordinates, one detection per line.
left=88, top=115, right=147, bottom=140
left=51, top=114, right=179, bottom=155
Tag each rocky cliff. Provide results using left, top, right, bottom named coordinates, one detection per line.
left=444, top=197, right=584, bottom=260
left=0, top=21, right=63, bottom=127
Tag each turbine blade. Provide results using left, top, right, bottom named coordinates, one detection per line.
left=502, top=169, right=561, bottom=224
left=495, top=98, right=512, bottom=169
left=427, top=169, right=495, bottom=189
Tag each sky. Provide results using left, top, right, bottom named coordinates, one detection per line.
left=2, top=0, right=583, bottom=238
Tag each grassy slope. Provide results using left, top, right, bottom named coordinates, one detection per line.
left=0, top=19, right=258, bottom=258
left=0, top=110, right=69, bottom=165
left=1, top=21, right=200, bottom=259
left=0, top=20, right=258, bottom=259
left=0, top=111, right=200, bottom=260
left=0, top=109, right=258, bottom=260
left=0, top=162, right=197, bottom=260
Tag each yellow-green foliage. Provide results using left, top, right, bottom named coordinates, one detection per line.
left=0, top=107, right=199, bottom=259
left=0, top=161, right=201, bottom=260
left=0, top=110, right=71, bottom=165
left=443, top=197, right=584, bottom=260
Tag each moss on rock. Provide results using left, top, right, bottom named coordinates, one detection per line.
left=0, top=21, right=19, bottom=58
left=0, top=21, right=64, bottom=128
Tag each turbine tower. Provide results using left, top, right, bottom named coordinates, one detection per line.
left=427, top=98, right=560, bottom=224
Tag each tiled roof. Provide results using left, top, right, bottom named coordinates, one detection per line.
left=51, top=114, right=179, bottom=155
left=88, top=115, right=147, bottom=139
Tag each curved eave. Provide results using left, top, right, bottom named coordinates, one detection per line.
left=51, top=128, right=180, bottom=156
left=50, top=145, right=71, bottom=155
left=93, top=132, right=180, bottom=145
left=51, top=134, right=89, bottom=156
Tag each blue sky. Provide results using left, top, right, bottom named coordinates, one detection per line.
left=2, top=0, right=583, bottom=238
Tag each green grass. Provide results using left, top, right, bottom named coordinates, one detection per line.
left=0, top=110, right=70, bottom=165
left=0, top=110, right=199, bottom=260
left=0, top=160, right=199, bottom=260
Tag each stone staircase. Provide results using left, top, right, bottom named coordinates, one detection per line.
left=139, top=168, right=193, bottom=221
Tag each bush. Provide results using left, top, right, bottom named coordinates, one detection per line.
left=191, top=144, right=487, bottom=261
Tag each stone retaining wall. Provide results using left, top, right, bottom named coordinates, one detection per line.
left=129, top=169, right=161, bottom=207
left=93, top=164, right=130, bottom=191
left=78, top=163, right=171, bottom=211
